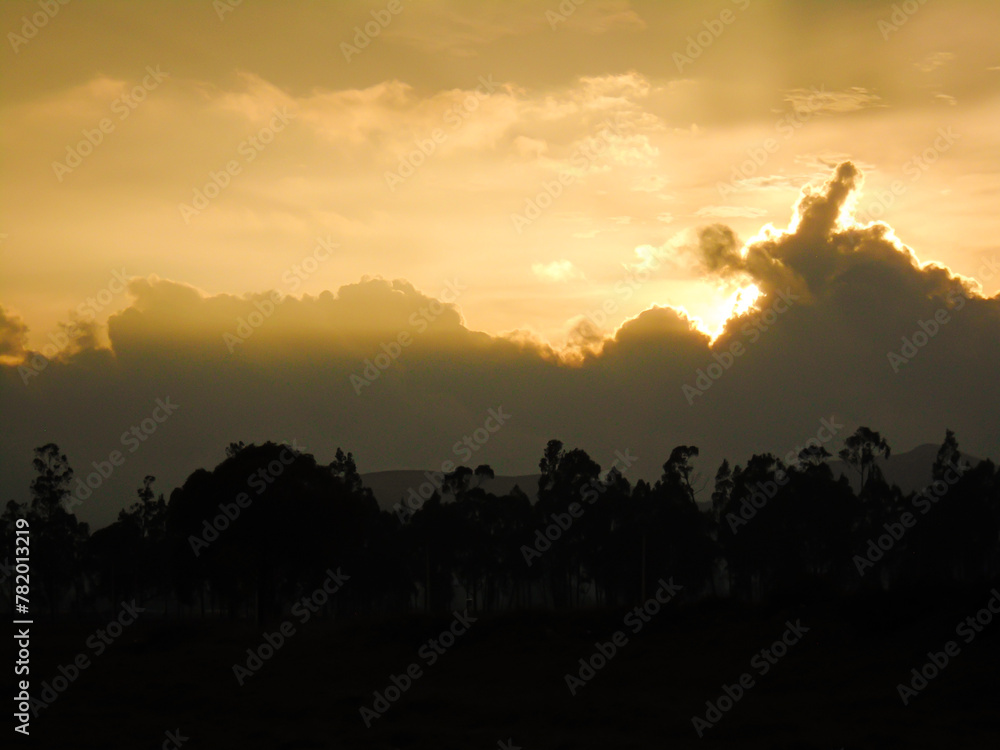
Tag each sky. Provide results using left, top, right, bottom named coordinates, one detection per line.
left=1, top=0, right=999, bottom=529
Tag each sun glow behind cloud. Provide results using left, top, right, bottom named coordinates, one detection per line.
left=699, top=283, right=763, bottom=343
left=0, top=0, right=998, bottom=362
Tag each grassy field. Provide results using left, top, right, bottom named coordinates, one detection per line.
left=20, top=592, right=1000, bottom=749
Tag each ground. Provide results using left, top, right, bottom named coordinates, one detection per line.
left=21, top=591, right=1000, bottom=749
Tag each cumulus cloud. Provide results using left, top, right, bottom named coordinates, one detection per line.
left=109, top=274, right=473, bottom=359
left=2, top=164, right=998, bottom=532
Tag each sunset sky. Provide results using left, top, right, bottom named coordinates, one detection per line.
left=2, top=0, right=999, bottom=528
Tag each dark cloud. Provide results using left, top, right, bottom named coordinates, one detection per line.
left=0, top=305, right=29, bottom=360
left=2, top=164, right=998, bottom=530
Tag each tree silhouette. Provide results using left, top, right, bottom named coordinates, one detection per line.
left=25, top=444, right=88, bottom=616
left=838, top=426, right=891, bottom=492
left=7, top=428, right=998, bottom=619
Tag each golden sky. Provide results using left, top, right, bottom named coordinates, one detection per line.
left=2, top=0, right=999, bottom=527
left=2, top=0, right=998, bottom=347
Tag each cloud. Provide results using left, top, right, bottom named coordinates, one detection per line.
left=579, top=72, right=652, bottom=106
left=383, top=4, right=545, bottom=57
left=695, top=206, right=769, bottom=219
left=782, top=86, right=883, bottom=115
left=0, top=306, right=29, bottom=361
left=2, top=164, right=998, bottom=533
left=532, top=260, right=585, bottom=282
left=558, top=1, right=647, bottom=34
left=110, top=275, right=472, bottom=358
left=727, top=174, right=800, bottom=191
left=382, top=2, right=641, bottom=57
left=915, top=52, right=956, bottom=73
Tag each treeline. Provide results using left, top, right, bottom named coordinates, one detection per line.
left=2, top=429, right=998, bottom=622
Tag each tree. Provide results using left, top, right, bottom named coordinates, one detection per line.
left=659, top=445, right=700, bottom=501
left=798, top=445, right=832, bottom=468
left=644, top=446, right=714, bottom=600
left=535, top=440, right=602, bottom=608
left=225, top=441, right=247, bottom=458
left=114, top=476, right=168, bottom=604
left=838, top=427, right=891, bottom=492
left=28, top=444, right=89, bottom=615
left=711, top=460, right=733, bottom=523
left=119, top=476, right=167, bottom=541
left=931, top=429, right=963, bottom=483
left=30, top=443, right=74, bottom=522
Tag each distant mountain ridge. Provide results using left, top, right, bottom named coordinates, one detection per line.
left=361, top=444, right=989, bottom=512
left=829, top=442, right=984, bottom=495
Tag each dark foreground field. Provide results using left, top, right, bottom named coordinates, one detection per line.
left=19, top=591, right=1000, bottom=749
